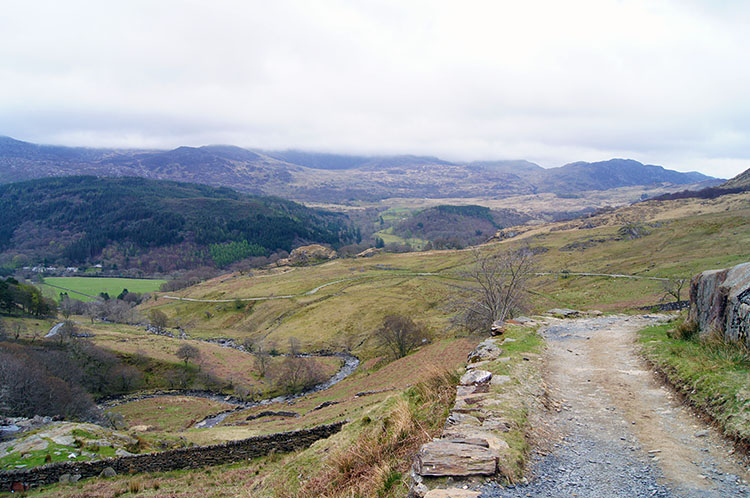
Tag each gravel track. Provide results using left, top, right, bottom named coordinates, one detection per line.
left=481, top=315, right=750, bottom=498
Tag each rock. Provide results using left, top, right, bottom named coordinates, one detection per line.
left=460, top=369, right=492, bottom=386
left=116, top=448, right=135, bottom=457
left=547, top=308, right=581, bottom=318
left=312, top=400, right=339, bottom=411
left=416, top=440, right=497, bottom=476
left=490, top=320, right=506, bottom=335
left=51, top=434, right=76, bottom=445
left=70, top=474, right=81, bottom=483
left=465, top=360, right=489, bottom=370
left=467, top=339, right=502, bottom=363
left=695, top=430, right=709, bottom=438
left=455, top=385, right=476, bottom=396
left=689, top=262, right=750, bottom=345
left=445, top=412, right=482, bottom=427
left=282, top=244, right=337, bottom=265
left=130, top=425, right=152, bottom=432
left=59, top=473, right=72, bottom=483
left=99, top=466, right=117, bottom=478
left=424, top=489, right=481, bottom=498
left=412, top=483, right=430, bottom=497
left=356, top=247, right=383, bottom=258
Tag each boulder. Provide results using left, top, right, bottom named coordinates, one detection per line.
left=689, top=262, right=750, bottom=345
left=99, top=466, right=117, bottom=478
left=459, top=369, right=492, bottom=386
left=467, top=339, right=502, bottom=363
left=424, top=489, right=481, bottom=498
left=356, top=247, right=383, bottom=258
left=490, top=320, right=505, bottom=335
left=416, top=440, right=497, bottom=477
left=547, top=308, right=581, bottom=318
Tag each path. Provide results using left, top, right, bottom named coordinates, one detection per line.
left=481, top=315, right=750, bottom=498
left=163, top=272, right=439, bottom=303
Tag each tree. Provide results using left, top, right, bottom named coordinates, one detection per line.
left=662, top=278, right=687, bottom=304
left=176, top=343, right=200, bottom=367
left=455, top=247, right=536, bottom=332
left=253, top=345, right=270, bottom=378
left=149, top=309, right=169, bottom=333
left=375, top=314, right=426, bottom=359
left=272, top=356, right=326, bottom=395
left=288, top=336, right=300, bottom=356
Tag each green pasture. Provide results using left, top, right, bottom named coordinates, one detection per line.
left=39, top=276, right=166, bottom=302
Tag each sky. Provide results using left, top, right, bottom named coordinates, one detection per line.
left=1, top=0, right=750, bottom=178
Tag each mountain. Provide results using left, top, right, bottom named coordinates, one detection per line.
left=536, top=159, right=714, bottom=193
left=0, top=137, right=717, bottom=202
left=0, top=176, right=354, bottom=273
left=721, top=168, right=750, bottom=189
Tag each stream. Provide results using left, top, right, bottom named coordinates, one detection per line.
left=99, top=351, right=359, bottom=429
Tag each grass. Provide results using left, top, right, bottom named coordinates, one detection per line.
left=39, top=276, right=166, bottom=302
left=638, top=317, right=750, bottom=443
left=110, top=396, right=235, bottom=432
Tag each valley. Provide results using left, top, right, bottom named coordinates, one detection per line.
left=1, top=171, right=749, bottom=496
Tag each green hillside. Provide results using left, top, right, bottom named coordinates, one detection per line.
left=0, top=176, right=355, bottom=273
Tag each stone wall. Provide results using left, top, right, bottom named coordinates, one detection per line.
left=0, top=421, right=345, bottom=491
left=689, top=262, right=750, bottom=345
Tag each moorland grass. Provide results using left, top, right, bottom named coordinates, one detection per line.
left=639, top=318, right=750, bottom=443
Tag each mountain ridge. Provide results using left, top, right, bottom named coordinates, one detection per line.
left=0, top=136, right=718, bottom=202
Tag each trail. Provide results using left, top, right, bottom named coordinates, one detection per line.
left=481, top=315, right=750, bottom=498
left=162, top=272, right=439, bottom=303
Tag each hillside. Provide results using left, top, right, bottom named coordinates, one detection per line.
left=722, top=167, right=750, bottom=189
left=391, top=204, right=531, bottom=247
left=0, top=176, right=354, bottom=273
left=0, top=136, right=718, bottom=202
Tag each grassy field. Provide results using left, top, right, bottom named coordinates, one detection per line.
left=39, top=277, right=166, bottom=302
left=111, top=396, right=235, bottom=432
left=639, top=318, right=750, bottom=443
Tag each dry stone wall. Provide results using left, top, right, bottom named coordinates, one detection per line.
left=1, top=421, right=344, bottom=491
left=689, top=262, right=750, bottom=345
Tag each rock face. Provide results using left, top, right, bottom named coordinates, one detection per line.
left=689, top=262, right=750, bottom=345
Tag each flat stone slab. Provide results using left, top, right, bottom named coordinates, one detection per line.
left=424, top=489, right=481, bottom=498
left=460, top=369, right=492, bottom=386
left=416, top=440, right=498, bottom=476
left=547, top=308, right=581, bottom=318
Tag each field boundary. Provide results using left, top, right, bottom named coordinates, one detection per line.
left=0, top=421, right=345, bottom=491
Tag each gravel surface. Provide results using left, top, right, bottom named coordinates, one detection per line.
left=480, top=316, right=750, bottom=498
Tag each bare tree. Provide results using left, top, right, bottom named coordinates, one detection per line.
left=176, top=343, right=200, bottom=367
left=662, top=278, right=687, bottom=304
left=455, top=247, right=536, bottom=332
left=288, top=336, right=301, bottom=356
left=149, top=309, right=169, bottom=333
left=375, top=314, right=426, bottom=359
left=272, top=356, right=326, bottom=395
left=253, top=344, right=270, bottom=378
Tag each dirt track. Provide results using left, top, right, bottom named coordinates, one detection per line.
left=481, top=315, right=750, bottom=497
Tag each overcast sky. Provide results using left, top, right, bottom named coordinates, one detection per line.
left=2, top=0, right=749, bottom=178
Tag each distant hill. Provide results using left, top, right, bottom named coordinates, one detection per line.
left=392, top=205, right=531, bottom=248
left=0, top=136, right=718, bottom=202
left=0, top=176, right=354, bottom=273
left=722, top=168, right=750, bottom=189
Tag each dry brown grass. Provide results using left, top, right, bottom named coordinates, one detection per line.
left=295, top=368, right=457, bottom=498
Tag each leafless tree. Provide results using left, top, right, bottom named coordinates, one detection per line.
left=288, top=336, right=301, bottom=356
left=375, top=314, right=427, bottom=359
left=252, top=344, right=270, bottom=378
left=176, top=343, right=200, bottom=367
left=272, top=356, right=326, bottom=395
left=662, top=278, right=687, bottom=304
left=149, top=309, right=169, bottom=333
left=454, top=247, right=537, bottom=332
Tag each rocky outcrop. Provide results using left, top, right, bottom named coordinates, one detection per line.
left=278, top=244, right=337, bottom=266
left=689, top=262, right=750, bottom=345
